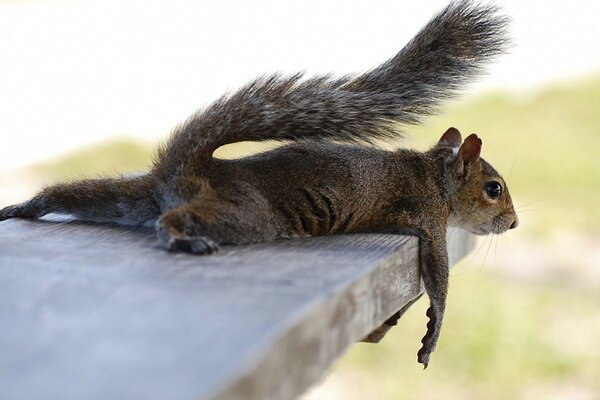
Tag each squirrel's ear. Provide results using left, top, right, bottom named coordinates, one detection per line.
left=438, top=127, right=462, bottom=148
left=455, top=133, right=482, bottom=176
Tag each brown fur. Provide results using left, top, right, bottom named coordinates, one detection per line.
left=0, top=1, right=517, bottom=366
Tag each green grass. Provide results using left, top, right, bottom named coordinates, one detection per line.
left=31, top=139, right=155, bottom=182
left=327, top=268, right=600, bottom=399
left=29, top=138, right=280, bottom=182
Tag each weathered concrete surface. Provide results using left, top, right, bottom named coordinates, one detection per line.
left=0, top=218, right=473, bottom=400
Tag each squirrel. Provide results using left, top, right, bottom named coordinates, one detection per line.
left=0, top=0, right=516, bottom=367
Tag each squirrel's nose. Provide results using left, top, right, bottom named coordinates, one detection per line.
left=509, top=216, right=519, bottom=229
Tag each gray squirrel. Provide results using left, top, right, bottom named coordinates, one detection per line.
left=0, top=0, right=517, bottom=367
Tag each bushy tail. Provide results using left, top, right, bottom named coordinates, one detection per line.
left=158, top=0, right=509, bottom=175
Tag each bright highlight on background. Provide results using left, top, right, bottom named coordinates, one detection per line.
left=0, top=0, right=599, bottom=172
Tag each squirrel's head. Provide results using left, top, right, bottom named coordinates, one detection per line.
left=437, top=127, right=518, bottom=235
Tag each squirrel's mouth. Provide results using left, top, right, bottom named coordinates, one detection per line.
left=468, top=222, right=503, bottom=236
left=467, top=213, right=516, bottom=236
left=468, top=226, right=491, bottom=236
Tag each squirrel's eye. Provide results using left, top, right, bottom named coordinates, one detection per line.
left=484, top=181, right=502, bottom=199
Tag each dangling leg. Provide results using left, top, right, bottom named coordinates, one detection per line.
left=385, top=224, right=449, bottom=368
left=0, top=174, right=160, bottom=226
left=416, top=230, right=449, bottom=369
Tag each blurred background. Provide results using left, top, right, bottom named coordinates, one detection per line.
left=1, top=0, right=599, bottom=399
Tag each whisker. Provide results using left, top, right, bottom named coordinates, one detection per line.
left=515, top=200, right=542, bottom=208
left=481, top=233, right=494, bottom=270
left=473, top=235, right=489, bottom=259
left=506, top=157, right=517, bottom=182
left=493, top=234, right=499, bottom=263
left=468, top=234, right=490, bottom=268
left=516, top=209, right=540, bottom=214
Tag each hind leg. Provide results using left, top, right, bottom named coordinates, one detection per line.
left=156, top=186, right=278, bottom=255
left=0, top=174, right=159, bottom=226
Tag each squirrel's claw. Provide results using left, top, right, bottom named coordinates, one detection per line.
left=160, top=231, right=220, bottom=255
left=417, top=305, right=440, bottom=369
left=187, top=236, right=220, bottom=255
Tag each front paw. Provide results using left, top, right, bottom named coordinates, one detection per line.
left=167, top=235, right=220, bottom=255
left=156, top=222, right=219, bottom=255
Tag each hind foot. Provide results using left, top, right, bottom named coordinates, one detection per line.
left=0, top=201, right=42, bottom=222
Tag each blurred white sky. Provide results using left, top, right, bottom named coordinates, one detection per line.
left=0, top=0, right=599, bottom=172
